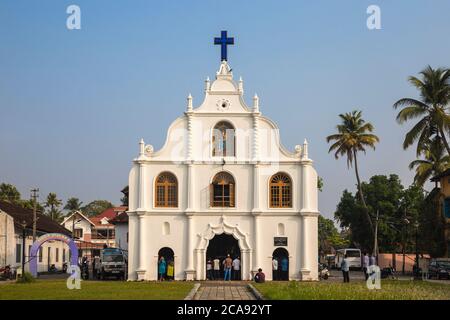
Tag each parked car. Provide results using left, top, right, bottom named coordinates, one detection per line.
left=428, top=259, right=450, bottom=280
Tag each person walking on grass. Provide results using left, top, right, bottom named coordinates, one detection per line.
left=363, top=252, right=370, bottom=280
left=158, top=256, right=166, bottom=281
left=341, top=254, right=350, bottom=283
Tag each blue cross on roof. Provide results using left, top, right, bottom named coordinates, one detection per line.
left=214, top=31, right=234, bottom=62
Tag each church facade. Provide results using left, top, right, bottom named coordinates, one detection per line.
left=127, top=41, right=319, bottom=281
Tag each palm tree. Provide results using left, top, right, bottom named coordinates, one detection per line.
left=64, top=197, right=83, bottom=212
left=393, top=66, right=450, bottom=156
left=44, top=192, right=63, bottom=221
left=409, top=137, right=450, bottom=187
left=326, top=110, right=380, bottom=233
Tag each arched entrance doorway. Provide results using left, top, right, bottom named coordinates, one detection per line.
left=206, top=234, right=240, bottom=280
left=158, top=247, right=174, bottom=280
left=29, top=233, right=78, bottom=278
left=273, top=248, right=289, bottom=281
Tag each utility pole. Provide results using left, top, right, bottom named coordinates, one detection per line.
left=21, top=220, right=27, bottom=277
left=373, top=210, right=379, bottom=262
left=31, top=188, right=39, bottom=242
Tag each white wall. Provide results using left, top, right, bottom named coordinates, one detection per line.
left=0, top=210, right=15, bottom=267
left=115, top=224, right=128, bottom=251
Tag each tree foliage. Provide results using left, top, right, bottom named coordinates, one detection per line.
left=318, top=215, right=349, bottom=254
left=0, top=183, right=21, bottom=203
left=327, top=110, right=379, bottom=235
left=418, top=188, right=447, bottom=257
left=334, top=175, right=425, bottom=253
left=44, top=192, right=63, bottom=222
left=393, top=66, right=450, bottom=156
left=64, top=197, right=83, bottom=212
left=81, top=200, right=113, bottom=217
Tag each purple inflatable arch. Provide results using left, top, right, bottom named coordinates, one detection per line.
left=29, top=233, right=78, bottom=277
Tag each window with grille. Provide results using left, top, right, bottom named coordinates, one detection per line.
left=212, top=121, right=235, bottom=157
left=155, top=172, right=178, bottom=207
left=211, top=172, right=235, bottom=207
left=270, top=173, right=292, bottom=208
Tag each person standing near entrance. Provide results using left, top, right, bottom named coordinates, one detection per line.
left=167, top=260, right=174, bottom=280
left=272, top=257, right=278, bottom=281
left=213, top=257, right=220, bottom=280
left=206, top=258, right=214, bottom=280
left=223, top=254, right=233, bottom=281
left=341, top=254, right=350, bottom=283
left=158, top=256, right=166, bottom=281
left=232, top=256, right=241, bottom=280
left=281, top=257, right=288, bottom=280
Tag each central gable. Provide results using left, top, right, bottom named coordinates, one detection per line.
left=194, top=61, right=251, bottom=114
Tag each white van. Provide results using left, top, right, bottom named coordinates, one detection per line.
left=335, top=249, right=362, bottom=270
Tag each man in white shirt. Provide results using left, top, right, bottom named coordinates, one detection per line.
left=272, top=257, right=279, bottom=281
left=341, top=254, right=350, bottom=283
left=213, top=257, right=220, bottom=280
left=363, top=253, right=370, bottom=280
left=232, top=257, right=241, bottom=280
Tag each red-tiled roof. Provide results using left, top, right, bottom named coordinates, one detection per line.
left=0, top=200, right=71, bottom=236
left=91, top=206, right=127, bottom=226
left=109, top=211, right=128, bottom=224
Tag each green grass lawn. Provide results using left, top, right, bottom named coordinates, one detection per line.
left=0, top=280, right=194, bottom=300
left=254, top=280, right=450, bottom=300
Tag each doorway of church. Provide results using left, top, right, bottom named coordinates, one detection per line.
left=272, top=248, right=289, bottom=281
left=206, top=234, right=241, bottom=280
left=158, top=247, right=174, bottom=281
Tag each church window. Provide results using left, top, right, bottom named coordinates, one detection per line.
left=212, top=121, right=235, bottom=157
left=155, top=172, right=178, bottom=208
left=211, top=172, right=235, bottom=207
left=270, top=173, right=292, bottom=208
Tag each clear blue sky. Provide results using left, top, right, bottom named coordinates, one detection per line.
left=1, top=0, right=450, bottom=220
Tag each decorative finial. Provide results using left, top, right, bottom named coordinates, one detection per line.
left=139, top=138, right=145, bottom=156
left=302, top=139, right=309, bottom=159
left=187, top=93, right=193, bottom=112
left=238, top=76, right=244, bottom=94
left=253, top=94, right=259, bottom=112
left=144, top=144, right=154, bottom=157
left=295, top=145, right=302, bottom=156
left=205, top=77, right=210, bottom=92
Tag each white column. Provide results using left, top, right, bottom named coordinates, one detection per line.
left=299, top=139, right=319, bottom=280
left=185, top=214, right=196, bottom=280
left=136, top=214, right=147, bottom=280
left=127, top=214, right=139, bottom=280
left=138, top=163, right=146, bottom=210
left=300, top=216, right=308, bottom=271
left=186, top=164, right=195, bottom=211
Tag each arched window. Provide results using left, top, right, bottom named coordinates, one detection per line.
left=212, top=121, right=235, bottom=157
left=211, top=172, right=235, bottom=207
left=270, top=173, right=292, bottom=208
left=155, top=172, right=178, bottom=207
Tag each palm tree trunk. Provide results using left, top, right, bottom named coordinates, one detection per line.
left=353, top=149, right=374, bottom=234
left=438, top=127, right=450, bottom=156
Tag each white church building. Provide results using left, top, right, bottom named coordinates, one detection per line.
left=127, top=32, right=319, bottom=281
